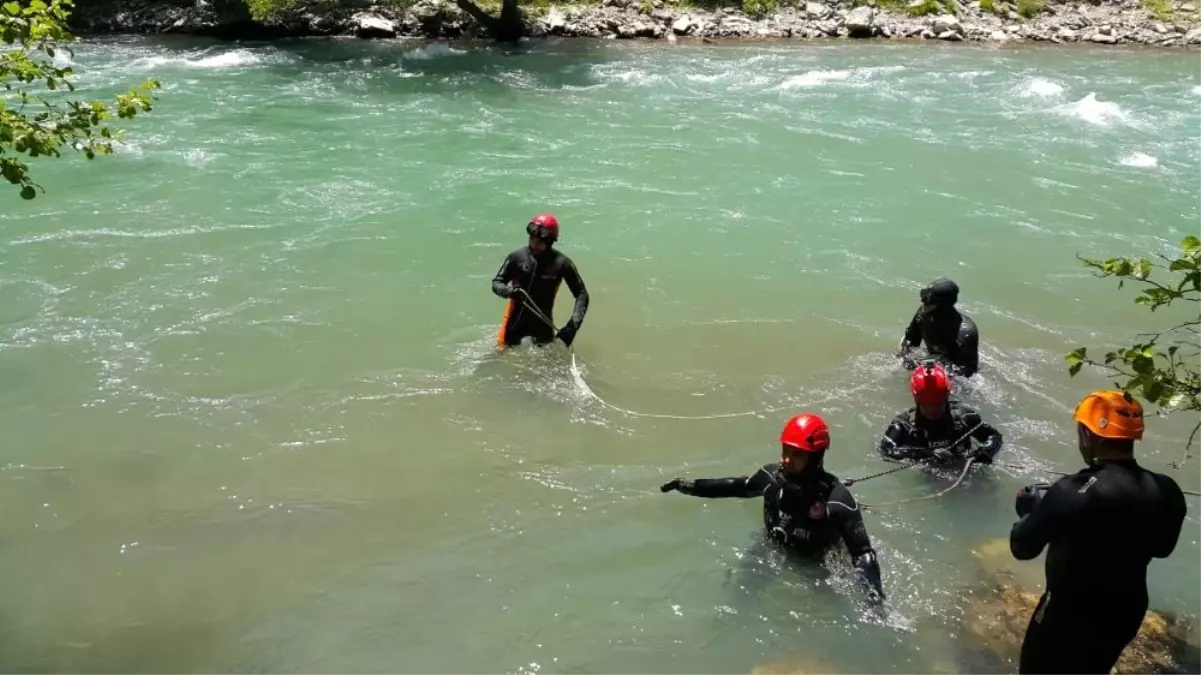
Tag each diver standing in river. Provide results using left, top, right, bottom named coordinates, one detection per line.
left=1009, top=390, right=1187, bottom=674
left=878, top=361, right=1003, bottom=465
left=897, top=277, right=980, bottom=378
left=491, top=213, right=590, bottom=349
left=660, top=412, right=886, bottom=603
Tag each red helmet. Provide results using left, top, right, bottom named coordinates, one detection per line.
left=780, top=413, right=831, bottom=453
left=910, top=362, right=951, bottom=404
left=527, top=213, right=559, bottom=242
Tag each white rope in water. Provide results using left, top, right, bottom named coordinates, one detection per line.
left=513, top=291, right=874, bottom=421
left=569, top=351, right=876, bottom=421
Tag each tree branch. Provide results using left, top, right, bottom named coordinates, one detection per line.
left=1169, top=420, right=1201, bottom=470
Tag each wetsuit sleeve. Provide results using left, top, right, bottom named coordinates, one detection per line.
left=828, top=483, right=885, bottom=601
left=878, top=414, right=918, bottom=461
left=678, top=466, right=773, bottom=499
left=560, top=257, right=590, bottom=330
left=902, top=310, right=922, bottom=348
left=955, top=318, right=979, bottom=378
left=961, top=408, right=1003, bottom=461
left=1152, top=474, right=1188, bottom=559
left=1009, top=477, right=1077, bottom=561
left=491, top=252, right=517, bottom=298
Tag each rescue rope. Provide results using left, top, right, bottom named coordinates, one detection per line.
left=841, top=423, right=984, bottom=487
left=511, top=292, right=872, bottom=421
left=860, top=458, right=976, bottom=510
left=999, top=462, right=1201, bottom=497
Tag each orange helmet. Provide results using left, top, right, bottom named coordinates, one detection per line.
left=1073, top=390, right=1144, bottom=440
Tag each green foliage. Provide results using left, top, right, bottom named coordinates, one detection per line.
left=1141, top=0, right=1173, bottom=20
left=0, top=0, right=158, bottom=199
left=639, top=0, right=653, bottom=13
left=906, top=0, right=940, bottom=15
left=1015, top=0, right=1043, bottom=16
left=741, top=0, right=776, bottom=15
left=1067, top=236, right=1201, bottom=466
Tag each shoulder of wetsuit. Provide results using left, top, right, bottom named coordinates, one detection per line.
left=950, top=401, right=982, bottom=425
left=826, top=480, right=860, bottom=512
left=758, top=463, right=783, bottom=483
left=958, top=311, right=978, bottom=333
left=896, top=407, right=917, bottom=428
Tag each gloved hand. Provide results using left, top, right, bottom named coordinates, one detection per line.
left=1014, top=484, right=1048, bottom=517
left=660, top=478, right=692, bottom=493
left=969, top=437, right=1002, bottom=464
left=557, top=323, right=578, bottom=347
left=896, top=339, right=911, bottom=358
left=930, top=447, right=954, bottom=464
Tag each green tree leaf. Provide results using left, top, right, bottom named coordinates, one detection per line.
left=0, top=0, right=160, bottom=198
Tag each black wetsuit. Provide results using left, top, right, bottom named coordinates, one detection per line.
left=672, top=464, right=885, bottom=600
left=901, top=307, right=980, bottom=378
left=491, top=246, right=589, bottom=347
left=1010, top=459, right=1187, bottom=674
left=878, top=401, right=1003, bottom=464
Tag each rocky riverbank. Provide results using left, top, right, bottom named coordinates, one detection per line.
left=70, top=0, right=1201, bottom=45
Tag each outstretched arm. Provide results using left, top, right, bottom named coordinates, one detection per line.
left=829, top=485, right=885, bottom=602
left=661, top=466, right=773, bottom=499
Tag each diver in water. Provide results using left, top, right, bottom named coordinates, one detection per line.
left=1010, top=390, right=1187, bottom=675
left=897, top=277, right=979, bottom=378
left=878, top=362, right=1003, bottom=465
left=490, top=213, right=589, bottom=349
left=660, top=412, right=886, bottom=603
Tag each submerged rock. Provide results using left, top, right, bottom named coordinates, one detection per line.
left=960, top=539, right=1201, bottom=675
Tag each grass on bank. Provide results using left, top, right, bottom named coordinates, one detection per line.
left=1141, top=0, right=1174, bottom=20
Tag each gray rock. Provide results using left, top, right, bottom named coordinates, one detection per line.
left=845, top=5, right=876, bottom=36
left=931, top=13, right=961, bottom=33
left=816, top=19, right=840, bottom=33
left=1006, top=9, right=1020, bottom=19
left=805, top=1, right=833, bottom=18
left=651, top=9, right=675, bottom=22
left=617, top=22, right=638, bottom=37
left=351, top=12, right=397, bottom=38
left=990, top=28, right=1011, bottom=39
left=1182, top=2, right=1197, bottom=10
left=603, top=0, right=633, bottom=8
left=1088, top=30, right=1118, bottom=41
left=938, top=28, right=964, bottom=38
left=1153, top=21, right=1169, bottom=32
left=920, top=27, right=936, bottom=36
left=544, top=7, right=568, bottom=32
left=672, top=15, right=695, bottom=33
left=1098, top=23, right=1112, bottom=34
left=1057, top=26, right=1077, bottom=38
left=1186, top=26, right=1201, bottom=41
left=666, top=29, right=678, bottom=40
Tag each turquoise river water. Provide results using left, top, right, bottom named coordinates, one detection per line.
left=0, top=35, right=1198, bottom=673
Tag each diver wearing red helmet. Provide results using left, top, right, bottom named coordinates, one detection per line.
left=491, top=213, right=590, bottom=349
left=660, top=413, right=885, bottom=603
left=878, top=361, right=1003, bottom=464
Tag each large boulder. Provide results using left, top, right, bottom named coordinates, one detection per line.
left=930, top=13, right=961, bottom=33
left=805, top=1, right=833, bottom=18
left=845, top=5, right=876, bottom=37
left=351, top=12, right=397, bottom=38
